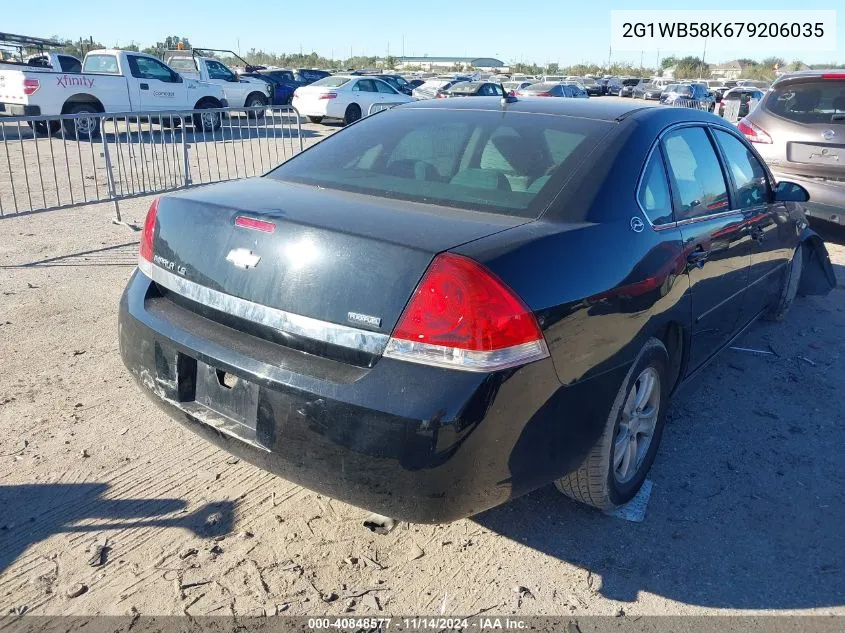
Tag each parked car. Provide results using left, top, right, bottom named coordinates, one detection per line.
left=660, top=83, right=715, bottom=111
left=291, top=75, right=413, bottom=124
left=120, top=98, right=835, bottom=523
left=0, top=49, right=227, bottom=138
left=619, top=78, right=646, bottom=98
left=239, top=69, right=304, bottom=105
left=738, top=70, right=845, bottom=225
left=297, top=68, right=331, bottom=84
left=718, top=86, right=765, bottom=120
left=605, top=77, right=624, bottom=95
left=441, top=81, right=506, bottom=98
left=515, top=82, right=588, bottom=98
left=633, top=82, right=663, bottom=100
left=502, top=81, right=534, bottom=95
left=407, top=79, right=425, bottom=90
left=580, top=78, right=603, bottom=96
left=164, top=50, right=270, bottom=114
left=412, top=78, right=470, bottom=100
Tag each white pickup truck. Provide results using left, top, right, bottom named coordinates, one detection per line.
left=163, top=50, right=271, bottom=115
left=0, top=49, right=228, bottom=138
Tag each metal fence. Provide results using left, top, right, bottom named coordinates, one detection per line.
left=0, top=105, right=303, bottom=221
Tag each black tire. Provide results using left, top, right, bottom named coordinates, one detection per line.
left=765, top=245, right=803, bottom=321
left=344, top=103, right=361, bottom=126
left=555, top=337, right=670, bottom=510
left=708, top=103, right=716, bottom=113
left=28, top=120, right=61, bottom=137
left=192, top=99, right=222, bottom=132
left=62, top=103, right=101, bottom=141
left=245, top=92, right=267, bottom=119
left=306, top=116, right=324, bottom=124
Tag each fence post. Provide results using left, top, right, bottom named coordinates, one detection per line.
left=181, top=115, right=192, bottom=187
left=100, top=117, right=123, bottom=224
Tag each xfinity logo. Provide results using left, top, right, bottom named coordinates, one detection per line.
left=226, top=248, right=261, bottom=269
left=56, top=75, right=95, bottom=89
left=347, top=311, right=382, bottom=328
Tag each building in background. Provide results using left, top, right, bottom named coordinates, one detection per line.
left=394, top=56, right=505, bottom=71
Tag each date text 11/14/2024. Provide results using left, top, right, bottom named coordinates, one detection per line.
left=306, top=617, right=528, bottom=630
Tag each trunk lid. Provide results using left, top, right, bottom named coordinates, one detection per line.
left=151, top=178, right=526, bottom=353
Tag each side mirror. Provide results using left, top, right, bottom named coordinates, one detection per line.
left=774, top=181, right=810, bottom=203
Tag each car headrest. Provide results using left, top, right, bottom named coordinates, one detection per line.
left=491, top=134, right=544, bottom=177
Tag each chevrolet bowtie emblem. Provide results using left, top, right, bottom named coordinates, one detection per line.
left=226, top=248, right=261, bottom=269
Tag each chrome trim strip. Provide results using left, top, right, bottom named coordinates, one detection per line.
left=675, top=208, right=744, bottom=227
left=138, top=259, right=390, bottom=355
left=383, top=337, right=550, bottom=372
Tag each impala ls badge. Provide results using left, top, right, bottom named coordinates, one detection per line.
left=226, top=248, right=261, bottom=269
left=347, top=311, right=382, bottom=328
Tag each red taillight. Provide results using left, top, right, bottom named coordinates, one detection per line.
left=235, top=215, right=276, bottom=233
left=318, top=92, right=337, bottom=99
left=384, top=253, right=548, bottom=371
left=139, top=198, right=159, bottom=263
left=436, top=92, right=446, bottom=98
left=22, top=78, right=40, bottom=96
left=536, top=92, right=551, bottom=97
left=737, top=119, right=772, bottom=144
left=822, top=73, right=845, bottom=79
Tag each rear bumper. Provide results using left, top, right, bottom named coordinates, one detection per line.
left=0, top=103, right=40, bottom=116
left=291, top=97, right=331, bottom=118
left=119, top=270, right=623, bottom=522
left=772, top=172, right=845, bottom=224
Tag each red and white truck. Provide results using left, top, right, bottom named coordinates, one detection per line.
left=0, top=48, right=228, bottom=138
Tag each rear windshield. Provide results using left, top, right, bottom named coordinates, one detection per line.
left=765, top=80, right=845, bottom=124
left=166, top=57, right=196, bottom=72
left=266, top=109, right=611, bottom=218
left=83, top=54, right=119, bottom=74
left=311, top=76, right=350, bottom=87
left=522, top=83, right=555, bottom=92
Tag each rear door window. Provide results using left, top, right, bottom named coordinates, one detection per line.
left=662, top=127, right=730, bottom=219
left=58, top=55, right=81, bottom=73
left=267, top=109, right=610, bottom=218
left=765, top=80, right=845, bottom=124
left=83, top=54, right=119, bottom=74
left=374, top=80, right=396, bottom=94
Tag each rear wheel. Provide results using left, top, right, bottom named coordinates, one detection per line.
left=306, top=116, right=324, bottom=124
left=344, top=103, right=361, bottom=126
left=62, top=103, right=101, bottom=141
left=245, top=93, right=268, bottom=119
left=765, top=245, right=803, bottom=321
left=555, top=338, right=669, bottom=510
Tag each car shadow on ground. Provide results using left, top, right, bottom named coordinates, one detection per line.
left=0, top=483, right=235, bottom=577
left=475, top=265, right=845, bottom=610
left=0, top=242, right=139, bottom=269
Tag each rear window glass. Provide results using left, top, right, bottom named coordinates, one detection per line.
left=166, top=57, right=196, bottom=72
left=311, top=76, right=351, bottom=88
left=83, top=54, right=119, bottom=74
left=266, top=109, right=611, bottom=218
left=765, top=80, right=845, bottom=124
left=522, top=83, right=555, bottom=93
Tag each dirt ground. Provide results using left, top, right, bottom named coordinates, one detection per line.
left=1, top=116, right=845, bottom=617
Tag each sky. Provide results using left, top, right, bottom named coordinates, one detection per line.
left=3, top=1, right=842, bottom=66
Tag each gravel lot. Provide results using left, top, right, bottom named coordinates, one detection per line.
left=1, top=101, right=844, bottom=617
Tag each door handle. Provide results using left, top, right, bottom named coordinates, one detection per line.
left=687, top=248, right=711, bottom=268
left=140, top=83, right=149, bottom=90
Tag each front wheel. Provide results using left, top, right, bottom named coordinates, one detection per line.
left=555, top=338, right=670, bottom=510
left=192, top=100, right=222, bottom=132
left=245, top=93, right=268, bottom=119
left=306, top=115, right=324, bottom=124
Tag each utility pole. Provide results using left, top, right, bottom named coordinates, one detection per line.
left=607, top=46, right=612, bottom=69
left=656, top=48, right=660, bottom=72
left=402, top=34, right=405, bottom=58
left=701, top=38, right=707, bottom=78
left=640, top=50, right=643, bottom=71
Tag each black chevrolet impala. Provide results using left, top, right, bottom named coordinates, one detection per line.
left=119, top=98, right=836, bottom=522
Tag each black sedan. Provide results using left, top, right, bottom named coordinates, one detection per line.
left=634, top=82, right=664, bottom=100
left=120, top=98, right=835, bottom=523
